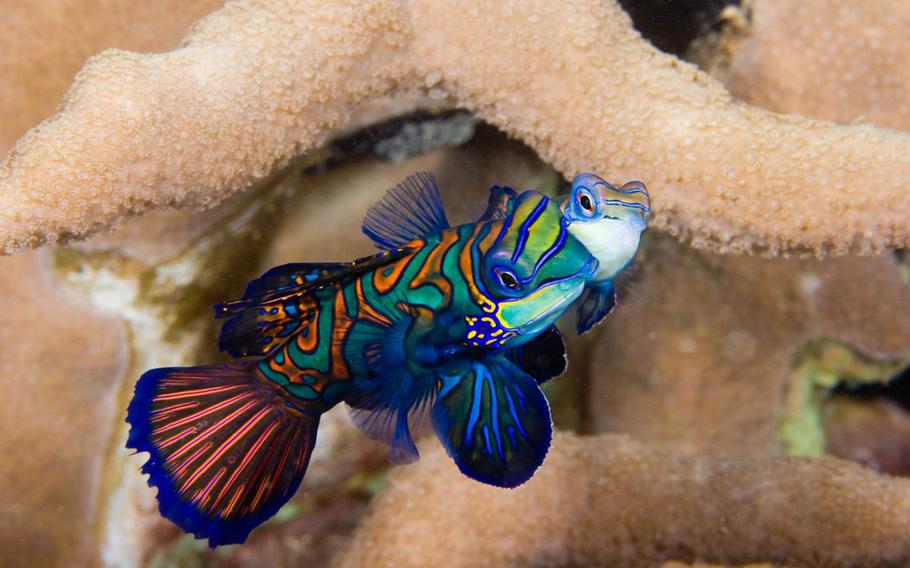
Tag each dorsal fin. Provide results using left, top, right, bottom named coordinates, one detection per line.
left=241, top=262, right=347, bottom=300
left=362, top=171, right=450, bottom=250
left=214, top=248, right=412, bottom=319
left=214, top=249, right=412, bottom=357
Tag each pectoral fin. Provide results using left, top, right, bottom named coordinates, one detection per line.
left=575, top=280, right=617, bottom=335
left=432, top=357, right=552, bottom=488
left=344, top=312, right=432, bottom=465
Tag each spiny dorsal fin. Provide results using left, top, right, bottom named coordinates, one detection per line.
left=214, top=248, right=412, bottom=319
left=213, top=249, right=413, bottom=357
left=362, top=171, right=450, bottom=249
left=241, top=262, right=348, bottom=300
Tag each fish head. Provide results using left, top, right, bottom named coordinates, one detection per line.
left=465, top=190, right=597, bottom=348
left=564, top=173, right=651, bottom=231
left=561, top=173, right=650, bottom=282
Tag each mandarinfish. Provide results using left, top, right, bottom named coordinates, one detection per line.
left=561, top=173, right=651, bottom=334
left=126, top=172, right=598, bottom=547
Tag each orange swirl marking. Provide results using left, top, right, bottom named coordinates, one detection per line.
left=458, top=224, right=498, bottom=314
left=355, top=278, right=392, bottom=326
left=409, top=230, right=458, bottom=306
left=330, top=286, right=353, bottom=380
left=373, top=248, right=415, bottom=294
left=295, top=309, right=319, bottom=354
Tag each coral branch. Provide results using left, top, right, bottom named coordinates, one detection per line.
left=1, top=0, right=909, bottom=255
left=338, top=432, right=910, bottom=567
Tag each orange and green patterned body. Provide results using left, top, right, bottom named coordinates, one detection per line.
left=126, top=173, right=597, bottom=547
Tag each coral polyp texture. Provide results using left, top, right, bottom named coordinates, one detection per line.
left=728, top=0, right=910, bottom=130
left=2, top=0, right=910, bottom=256
left=338, top=432, right=910, bottom=568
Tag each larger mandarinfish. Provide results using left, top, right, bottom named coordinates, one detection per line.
left=126, top=172, right=599, bottom=547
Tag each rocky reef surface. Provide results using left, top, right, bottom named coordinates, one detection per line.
left=2, top=1, right=910, bottom=567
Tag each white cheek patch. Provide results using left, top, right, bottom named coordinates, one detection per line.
left=569, top=219, right=642, bottom=282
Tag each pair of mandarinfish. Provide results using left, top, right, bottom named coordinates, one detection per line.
left=489, top=172, right=651, bottom=334
left=126, top=171, right=649, bottom=547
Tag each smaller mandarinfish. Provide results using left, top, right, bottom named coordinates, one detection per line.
left=127, top=172, right=598, bottom=546
left=561, top=173, right=650, bottom=334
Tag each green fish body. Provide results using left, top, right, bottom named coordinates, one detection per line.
left=126, top=172, right=597, bottom=546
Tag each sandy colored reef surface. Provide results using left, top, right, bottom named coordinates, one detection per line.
left=1, top=1, right=910, bottom=567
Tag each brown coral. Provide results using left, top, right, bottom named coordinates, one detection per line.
left=0, top=0, right=222, bottom=156
left=0, top=252, right=128, bottom=565
left=3, top=0, right=910, bottom=256
left=337, top=432, right=910, bottom=568
left=728, top=0, right=910, bottom=130
left=588, top=235, right=910, bottom=457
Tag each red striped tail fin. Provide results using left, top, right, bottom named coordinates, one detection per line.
left=126, top=362, right=319, bottom=547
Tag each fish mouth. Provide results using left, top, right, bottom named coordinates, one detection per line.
left=600, top=182, right=650, bottom=222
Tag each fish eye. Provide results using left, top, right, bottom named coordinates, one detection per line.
left=495, top=268, right=521, bottom=290
left=578, top=191, right=595, bottom=215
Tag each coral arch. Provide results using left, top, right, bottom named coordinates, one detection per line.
left=1, top=0, right=909, bottom=256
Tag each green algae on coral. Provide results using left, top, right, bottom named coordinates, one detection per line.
left=780, top=340, right=909, bottom=457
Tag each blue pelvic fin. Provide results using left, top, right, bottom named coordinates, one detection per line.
left=504, top=325, right=567, bottom=384
left=431, top=356, right=552, bottom=488
left=475, top=185, right=518, bottom=222
left=362, top=171, right=450, bottom=249
left=575, top=280, right=617, bottom=335
left=126, top=362, right=319, bottom=547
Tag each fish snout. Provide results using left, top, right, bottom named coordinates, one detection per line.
left=618, top=180, right=651, bottom=223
